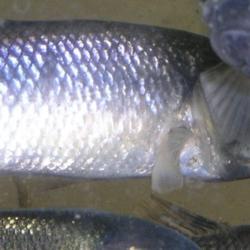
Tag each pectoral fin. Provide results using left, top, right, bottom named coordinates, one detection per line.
left=152, top=127, right=192, bottom=194
left=200, top=63, right=250, bottom=145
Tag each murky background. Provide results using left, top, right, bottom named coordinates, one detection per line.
left=0, top=0, right=249, bottom=226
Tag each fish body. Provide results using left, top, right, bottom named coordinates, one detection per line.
left=201, top=0, right=250, bottom=76
left=0, top=209, right=199, bottom=249
left=0, top=20, right=220, bottom=182
left=147, top=196, right=250, bottom=249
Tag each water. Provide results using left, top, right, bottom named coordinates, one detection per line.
left=0, top=0, right=249, bottom=229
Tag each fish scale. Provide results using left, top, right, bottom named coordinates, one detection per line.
left=0, top=209, right=199, bottom=249
left=0, top=20, right=218, bottom=178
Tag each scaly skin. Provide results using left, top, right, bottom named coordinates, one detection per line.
left=0, top=209, right=199, bottom=250
left=0, top=20, right=219, bottom=178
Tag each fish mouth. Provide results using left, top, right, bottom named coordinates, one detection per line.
left=210, top=29, right=250, bottom=75
left=202, top=0, right=250, bottom=74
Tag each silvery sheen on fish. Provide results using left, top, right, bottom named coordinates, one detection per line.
left=0, top=209, right=199, bottom=250
left=0, top=20, right=223, bottom=191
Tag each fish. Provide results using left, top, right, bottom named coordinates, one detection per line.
left=0, top=19, right=223, bottom=191
left=145, top=195, right=250, bottom=249
left=197, top=0, right=250, bottom=186
left=201, top=0, right=250, bottom=76
left=183, top=59, right=250, bottom=188
left=0, top=208, right=199, bottom=249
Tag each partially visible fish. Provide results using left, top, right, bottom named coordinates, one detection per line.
left=0, top=209, right=199, bottom=249
left=184, top=61, right=250, bottom=186
left=201, top=0, right=250, bottom=76
left=197, top=0, right=250, bottom=187
left=0, top=20, right=223, bottom=189
left=146, top=195, right=250, bottom=249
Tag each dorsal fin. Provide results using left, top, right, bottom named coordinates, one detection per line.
left=143, top=195, right=230, bottom=239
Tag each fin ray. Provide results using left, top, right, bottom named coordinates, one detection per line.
left=200, top=63, right=250, bottom=145
left=144, top=195, right=229, bottom=239
left=151, top=127, right=192, bottom=193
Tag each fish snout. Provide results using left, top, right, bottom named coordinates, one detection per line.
left=201, top=0, right=250, bottom=74
left=211, top=29, right=250, bottom=76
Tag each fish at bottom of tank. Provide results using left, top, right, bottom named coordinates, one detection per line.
left=146, top=195, right=250, bottom=249
left=0, top=208, right=199, bottom=250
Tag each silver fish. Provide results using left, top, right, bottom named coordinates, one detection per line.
left=0, top=209, right=199, bottom=249
left=146, top=195, right=250, bottom=249
left=0, top=20, right=220, bottom=187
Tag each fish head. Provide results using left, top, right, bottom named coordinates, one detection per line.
left=202, top=0, right=250, bottom=75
